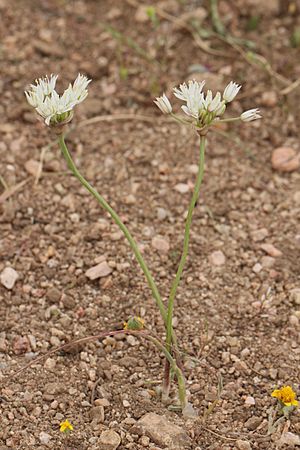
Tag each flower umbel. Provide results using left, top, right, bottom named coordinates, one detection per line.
left=60, top=419, right=74, bottom=433
left=271, top=386, right=298, bottom=407
left=154, top=79, right=261, bottom=132
left=25, top=74, right=91, bottom=126
left=123, top=316, right=145, bottom=331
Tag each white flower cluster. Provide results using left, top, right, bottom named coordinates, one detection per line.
left=25, top=74, right=91, bottom=126
left=154, top=80, right=261, bottom=129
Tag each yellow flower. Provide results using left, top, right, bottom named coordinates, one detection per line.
left=60, top=419, right=73, bottom=433
left=123, top=316, right=145, bottom=331
left=271, top=386, right=298, bottom=407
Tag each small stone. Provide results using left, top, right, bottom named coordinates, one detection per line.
left=261, top=256, right=275, bottom=268
left=13, top=336, right=30, bottom=355
left=44, top=358, right=56, bottom=371
left=290, top=289, right=300, bottom=305
left=132, top=413, right=190, bottom=449
left=174, top=183, right=190, bottom=194
left=289, top=315, right=299, bottom=326
left=123, top=399, right=130, bottom=408
left=24, top=159, right=40, bottom=177
left=252, top=263, right=262, bottom=274
left=260, top=91, right=277, bottom=107
left=39, top=432, right=51, bottom=445
left=140, top=435, right=150, bottom=447
left=90, top=406, right=105, bottom=423
left=209, top=250, right=226, bottom=266
left=151, top=236, right=170, bottom=253
left=244, top=416, right=262, bottom=431
left=33, top=40, right=64, bottom=57
left=236, top=440, right=252, bottom=450
left=250, top=228, right=268, bottom=242
left=271, top=147, right=300, bottom=172
left=94, top=398, right=110, bottom=407
left=279, top=432, right=300, bottom=446
left=156, top=207, right=168, bottom=221
left=244, top=396, right=255, bottom=406
left=85, top=261, right=112, bottom=280
left=46, top=287, right=61, bottom=304
left=260, top=243, right=282, bottom=257
left=0, top=267, right=19, bottom=290
left=99, top=430, right=121, bottom=450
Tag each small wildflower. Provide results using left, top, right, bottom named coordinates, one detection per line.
left=155, top=79, right=261, bottom=132
left=25, top=73, right=91, bottom=126
left=154, top=94, right=172, bottom=114
left=123, top=316, right=145, bottom=331
left=60, top=419, right=74, bottom=433
left=223, top=81, right=241, bottom=103
left=240, top=108, right=261, bottom=122
left=271, top=386, right=298, bottom=407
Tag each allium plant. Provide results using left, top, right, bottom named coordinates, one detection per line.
left=154, top=79, right=261, bottom=398
left=25, top=74, right=261, bottom=415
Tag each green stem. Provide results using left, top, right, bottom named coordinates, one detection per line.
left=163, top=135, right=206, bottom=394
left=210, top=0, right=226, bottom=36
left=147, top=335, right=187, bottom=409
left=58, top=134, right=168, bottom=319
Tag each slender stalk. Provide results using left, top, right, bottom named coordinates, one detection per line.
left=58, top=134, right=180, bottom=353
left=163, top=135, right=206, bottom=397
left=147, top=335, right=187, bottom=409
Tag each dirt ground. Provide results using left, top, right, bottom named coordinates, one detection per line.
left=1, top=0, right=300, bottom=449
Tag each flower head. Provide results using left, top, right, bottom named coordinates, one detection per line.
left=154, top=94, right=172, bottom=114
left=271, top=386, right=298, bottom=407
left=60, top=419, right=74, bottom=433
left=223, top=81, right=241, bottom=103
left=25, top=73, right=91, bottom=126
left=155, top=79, right=261, bottom=132
left=123, top=316, right=145, bottom=331
left=240, top=108, right=261, bottom=122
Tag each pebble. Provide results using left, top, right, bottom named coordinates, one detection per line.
left=156, top=207, right=168, bottom=221
left=0, top=267, right=19, bottom=290
left=244, top=416, right=262, bottom=430
left=85, top=261, right=112, bottom=280
left=260, top=91, right=277, bottom=107
left=13, top=336, right=30, bottom=355
left=44, top=358, right=56, bottom=371
left=250, top=228, right=268, bottom=242
left=123, top=399, right=130, bottom=408
left=290, top=289, right=300, bottom=305
left=209, top=250, right=226, bottom=266
left=244, top=396, right=255, bottom=406
left=90, top=406, right=105, bottom=423
left=271, top=147, right=300, bottom=172
left=99, top=430, right=121, bottom=450
left=46, top=287, right=61, bottom=304
left=279, top=432, right=300, bottom=446
left=236, top=440, right=252, bottom=450
left=39, top=432, right=51, bottom=445
left=24, top=159, right=40, bottom=177
left=151, top=236, right=170, bottom=253
left=252, top=263, right=262, bottom=274
left=94, top=398, right=110, bottom=407
left=174, top=183, right=190, bottom=194
left=260, top=243, right=282, bottom=257
left=261, top=256, right=275, bottom=268
left=132, top=413, right=190, bottom=449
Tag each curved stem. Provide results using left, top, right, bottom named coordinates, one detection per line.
left=58, top=134, right=168, bottom=319
left=163, top=135, right=206, bottom=395
left=58, top=134, right=182, bottom=360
